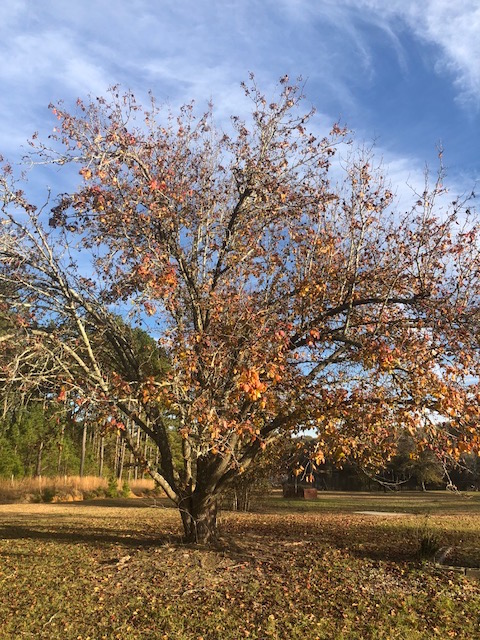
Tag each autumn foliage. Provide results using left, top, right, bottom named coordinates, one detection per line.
left=1, top=76, right=480, bottom=542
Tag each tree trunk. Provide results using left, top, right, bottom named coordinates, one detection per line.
left=35, top=440, right=44, bottom=478
left=232, top=485, right=250, bottom=511
left=57, top=424, right=65, bottom=474
left=240, top=486, right=250, bottom=512
left=98, top=435, right=105, bottom=477
left=179, top=492, right=218, bottom=544
left=114, top=431, right=121, bottom=477
left=79, top=422, right=87, bottom=477
left=118, top=440, right=126, bottom=480
left=134, top=427, right=141, bottom=480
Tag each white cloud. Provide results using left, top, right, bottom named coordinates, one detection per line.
left=0, top=4, right=114, bottom=158
left=341, top=0, right=480, bottom=105
left=2, top=0, right=479, bottom=113
left=0, top=0, right=476, bottom=205
left=0, top=30, right=111, bottom=96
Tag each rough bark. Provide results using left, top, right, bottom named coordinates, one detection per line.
left=179, top=491, right=219, bottom=544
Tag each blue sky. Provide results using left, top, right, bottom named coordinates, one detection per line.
left=1, top=0, right=479, bottom=200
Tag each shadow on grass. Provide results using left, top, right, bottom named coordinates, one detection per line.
left=0, top=523, right=179, bottom=548
left=67, top=497, right=174, bottom=509
left=0, top=523, right=261, bottom=564
left=1, top=497, right=479, bottom=566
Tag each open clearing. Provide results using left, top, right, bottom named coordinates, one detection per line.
left=0, top=492, right=479, bottom=639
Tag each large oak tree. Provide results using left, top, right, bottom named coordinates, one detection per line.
left=1, top=77, right=480, bottom=542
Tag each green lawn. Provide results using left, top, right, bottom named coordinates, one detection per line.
left=260, top=489, right=480, bottom=515
left=0, top=493, right=479, bottom=639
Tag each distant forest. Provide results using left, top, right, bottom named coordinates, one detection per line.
left=1, top=401, right=478, bottom=495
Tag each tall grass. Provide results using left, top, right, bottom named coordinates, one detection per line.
left=0, top=475, right=158, bottom=503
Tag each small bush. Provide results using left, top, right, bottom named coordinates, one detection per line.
left=120, top=480, right=131, bottom=498
left=417, top=515, right=442, bottom=559
left=41, top=487, right=56, bottom=503
left=106, top=476, right=119, bottom=498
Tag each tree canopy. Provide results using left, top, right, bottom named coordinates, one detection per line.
left=1, top=76, right=480, bottom=542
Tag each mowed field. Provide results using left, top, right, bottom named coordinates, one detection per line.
left=0, top=492, right=479, bottom=639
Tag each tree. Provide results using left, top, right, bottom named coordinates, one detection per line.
left=226, top=432, right=296, bottom=511
left=382, top=432, right=445, bottom=490
left=1, top=76, right=480, bottom=542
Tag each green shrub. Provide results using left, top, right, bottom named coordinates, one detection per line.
left=41, top=487, right=56, bottom=503
left=106, top=476, right=119, bottom=498
left=120, top=480, right=131, bottom=497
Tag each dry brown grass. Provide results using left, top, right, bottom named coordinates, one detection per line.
left=0, top=475, right=158, bottom=503
left=128, top=477, right=157, bottom=494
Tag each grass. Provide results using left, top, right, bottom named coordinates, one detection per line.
left=0, top=475, right=159, bottom=504
left=0, top=493, right=479, bottom=639
left=258, top=489, right=480, bottom=515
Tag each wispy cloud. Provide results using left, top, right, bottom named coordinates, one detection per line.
left=277, top=0, right=480, bottom=107
left=1, top=30, right=111, bottom=96
left=340, top=0, right=480, bottom=106
left=0, top=0, right=477, bottom=200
